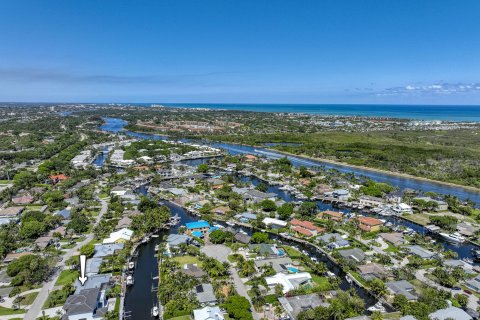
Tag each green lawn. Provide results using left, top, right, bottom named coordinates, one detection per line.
left=0, top=306, right=25, bottom=316
left=0, top=180, right=11, bottom=185
left=172, top=255, right=202, bottom=266
left=21, top=291, right=39, bottom=305
left=25, top=205, right=44, bottom=212
left=168, top=316, right=191, bottom=320
left=55, top=270, right=79, bottom=286
left=311, top=275, right=332, bottom=291
left=43, top=289, right=69, bottom=309
left=281, top=246, right=303, bottom=259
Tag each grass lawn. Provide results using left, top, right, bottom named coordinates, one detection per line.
left=43, top=289, right=68, bottom=309
left=385, top=242, right=400, bottom=253
left=172, top=255, right=202, bottom=266
left=0, top=180, right=11, bottom=185
left=282, top=246, right=303, bottom=259
left=55, top=270, right=79, bottom=286
left=0, top=306, right=25, bottom=316
left=264, top=294, right=278, bottom=304
left=402, top=213, right=430, bottom=226
left=168, top=316, right=191, bottom=320
left=98, top=193, right=109, bottom=199
left=21, top=291, right=39, bottom=305
left=25, top=205, right=44, bottom=212
left=311, top=275, right=332, bottom=291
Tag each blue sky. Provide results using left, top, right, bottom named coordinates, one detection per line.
left=0, top=0, right=479, bottom=104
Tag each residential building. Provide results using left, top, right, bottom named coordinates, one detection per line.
left=185, top=220, right=211, bottom=236
left=265, top=272, right=313, bottom=294
left=356, top=216, right=384, bottom=232
left=405, top=245, right=435, bottom=259
left=262, top=217, right=288, bottom=229
left=428, top=306, right=472, bottom=320
left=290, top=219, right=325, bottom=237
left=193, top=306, right=224, bottom=320
left=194, top=283, right=217, bottom=305
left=0, top=206, right=24, bottom=218
left=102, top=228, right=133, bottom=244
left=278, top=294, right=329, bottom=320
left=318, top=210, right=343, bottom=222
left=359, top=195, right=384, bottom=207
left=338, top=248, right=366, bottom=262
left=93, top=243, right=124, bottom=258
left=357, top=263, right=389, bottom=281
left=166, top=234, right=192, bottom=248
left=386, top=280, right=418, bottom=300
left=62, top=287, right=108, bottom=320
left=392, top=203, right=413, bottom=215
left=254, top=257, right=294, bottom=273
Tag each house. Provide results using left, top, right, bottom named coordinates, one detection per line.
left=317, top=233, right=350, bottom=249
left=0, top=206, right=24, bottom=218
left=392, top=203, right=413, bottom=215
left=212, top=206, right=229, bottom=215
left=86, top=257, right=103, bottom=276
left=12, top=195, right=34, bottom=205
left=265, top=272, right=312, bottom=294
left=193, top=306, right=224, bottom=320
left=49, top=226, right=67, bottom=237
left=55, top=209, right=72, bottom=220
left=110, top=186, right=128, bottom=197
left=262, top=217, right=288, bottom=229
left=380, top=233, right=405, bottom=246
left=464, top=274, right=480, bottom=292
left=356, top=216, right=384, bottom=232
left=62, top=287, right=108, bottom=320
left=254, top=257, right=294, bottom=273
left=249, top=244, right=285, bottom=258
left=386, top=191, right=403, bottom=204
left=102, top=228, right=133, bottom=244
left=338, top=248, right=366, bottom=262
left=359, top=196, right=384, bottom=207
left=194, top=283, right=217, bottom=305
left=428, top=306, right=472, bottom=320
left=181, top=264, right=207, bottom=278
left=186, top=220, right=211, bottom=236
left=116, top=216, right=132, bottom=230
left=290, top=219, right=325, bottom=237
left=357, top=263, right=388, bottom=281
left=278, top=294, right=329, bottom=320
left=318, top=210, right=343, bottom=222
left=49, top=174, right=69, bottom=184
left=235, top=212, right=257, bottom=223
left=243, top=189, right=277, bottom=204
left=331, top=189, right=350, bottom=201
left=224, top=227, right=251, bottom=244
left=414, top=196, right=449, bottom=211
left=93, top=243, right=124, bottom=258
left=405, top=245, right=435, bottom=259
left=73, top=274, right=111, bottom=294
left=386, top=280, right=418, bottom=300
left=166, top=234, right=192, bottom=248
left=35, top=236, right=54, bottom=250
left=3, top=251, right=33, bottom=264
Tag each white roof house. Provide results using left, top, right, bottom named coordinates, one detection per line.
left=193, top=306, right=224, bottom=320
left=265, top=272, right=312, bottom=293
left=263, top=217, right=288, bottom=228
left=428, top=306, right=472, bottom=320
left=103, top=228, right=133, bottom=244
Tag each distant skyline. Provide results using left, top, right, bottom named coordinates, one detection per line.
left=1, top=1, right=480, bottom=104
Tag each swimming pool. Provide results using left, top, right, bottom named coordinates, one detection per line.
left=278, top=249, right=285, bottom=256
left=287, top=267, right=299, bottom=273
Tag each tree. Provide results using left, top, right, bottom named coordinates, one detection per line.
left=368, top=278, right=387, bottom=297
left=7, top=254, right=53, bottom=286
left=68, top=212, right=90, bottom=234
left=80, top=243, right=95, bottom=258
left=298, top=201, right=317, bottom=217
left=250, top=232, right=269, bottom=244
left=454, top=293, right=469, bottom=308
left=255, top=182, right=268, bottom=192
left=393, top=294, right=409, bottom=313
left=222, top=295, right=253, bottom=320
left=260, top=199, right=276, bottom=212
left=277, top=203, right=294, bottom=220
left=197, top=163, right=209, bottom=173
left=209, top=230, right=226, bottom=244
left=13, top=170, right=37, bottom=189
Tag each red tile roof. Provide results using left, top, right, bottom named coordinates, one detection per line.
left=292, top=226, right=313, bottom=237
left=291, top=219, right=322, bottom=232
left=357, top=216, right=383, bottom=226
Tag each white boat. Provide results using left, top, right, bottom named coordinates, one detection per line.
left=367, top=301, right=386, bottom=313
left=152, top=306, right=159, bottom=317
left=126, top=275, right=134, bottom=286
left=345, top=275, right=352, bottom=284
left=155, top=244, right=160, bottom=251
left=226, top=221, right=236, bottom=226
left=128, top=261, right=135, bottom=270
left=440, top=232, right=466, bottom=243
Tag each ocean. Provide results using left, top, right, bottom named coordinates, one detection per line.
left=149, top=103, right=480, bottom=122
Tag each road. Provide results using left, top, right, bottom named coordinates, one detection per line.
left=24, top=198, right=108, bottom=320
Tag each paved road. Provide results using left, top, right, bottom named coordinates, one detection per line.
left=24, top=198, right=108, bottom=320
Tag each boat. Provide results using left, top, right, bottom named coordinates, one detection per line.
left=155, top=244, right=160, bottom=251
left=151, top=234, right=159, bottom=238
left=152, top=306, right=159, bottom=318
left=439, top=232, right=466, bottom=243
left=367, top=301, right=386, bottom=313
left=345, top=275, right=352, bottom=284
left=126, top=275, right=134, bottom=286
left=226, top=221, right=236, bottom=226
left=128, top=261, right=135, bottom=270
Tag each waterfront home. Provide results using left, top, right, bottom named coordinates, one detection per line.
left=317, top=233, right=350, bottom=249
left=457, top=222, right=477, bottom=237
left=116, top=216, right=132, bottom=230
left=357, top=263, right=389, bottom=281
left=392, top=203, right=413, bottom=215
left=186, top=220, right=211, bottom=236
left=193, top=306, right=224, bottom=320
left=224, top=227, right=251, bottom=244
left=73, top=274, right=111, bottom=294
left=262, top=217, right=288, bottom=229
left=62, top=287, right=108, bottom=320
left=318, top=210, right=343, bottom=222
left=234, top=212, right=257, bottom=223
left=194, top=283, right=217, bottom=305
left=243, top=189, right=277, bottom=204
left=338, top=248, right=366, bottom=262
left=249, top=243, right=285, bottom=258
left=386, top=280, right=418, bottom=300
left=212, top=206, right=230, bottom=215
left=331, top=189, right=351, bottom=201
left=290, top=219, right=325, bottom=237
left=356, top=216, right=384, bottom=232
left=166, top=234, right=192, bottom=248
left=207, top=178, right=224, bottom=189
left=278, top=294, right=329, bottom=320
left=428, top=306, right=472, bottom=320
left=254, top=257, right=294, bottom=273
left=359, top=195, right=384, bottom=208
left=102, top=228, right=133, bottom=244
left=93, top=243, right=124, bottom=258
left=386, top=191, right=403, bottom=204
left=265, top=272, right=312, bottom=294
left=414, top=196, right=448, bottom=211
left=405, top=245, right=435, bottom=259
left=380, top=232, right=405, bottom=246
left=464, top=274, right=480, bottom=292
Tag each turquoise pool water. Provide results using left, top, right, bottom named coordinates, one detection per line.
left=287, top=267, right=299, bottom=273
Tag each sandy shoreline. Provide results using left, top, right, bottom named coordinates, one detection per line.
left=270, top=149, right=480, bottom=194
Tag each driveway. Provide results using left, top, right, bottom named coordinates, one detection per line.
left=24, top=198, right=109, bottom=320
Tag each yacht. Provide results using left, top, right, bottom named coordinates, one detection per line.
left=152, top=306, right=159, bottom=318
left=226, top=221, right=236, bottom=227
left=439, top=232, right=466, bottom=243
left=126, top=275, right=134, bottom=286
left=128, top=261, right=135, bottom=270
left=367, top=301, right=386, bottom=313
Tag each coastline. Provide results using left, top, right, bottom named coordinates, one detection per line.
left=269, top=149, right=480, bottom=194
